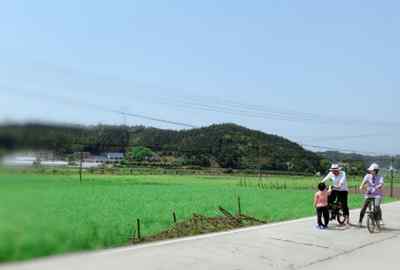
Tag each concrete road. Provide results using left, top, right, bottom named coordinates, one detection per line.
left=2, top=202, right=399, bottom=270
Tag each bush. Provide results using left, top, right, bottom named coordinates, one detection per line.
left=128, top=146, right=155, bottom=161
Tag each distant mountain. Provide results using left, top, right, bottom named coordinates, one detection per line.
left=317, top=151, right=399, bottom=170
left=132, top=123, right=323, bottom=171
left=3, top=122, right=397, bottom=173
left=0, top=122, right=322, bottom=172
left=0, top=123, right=321, bottom=172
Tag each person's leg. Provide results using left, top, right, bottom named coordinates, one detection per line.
left=328, top=190, right=337, bottom=205
left=339, top=191, right=350, bottom=223
left=359, top=198, right=371, bottom=224
left=316, top=207, right=323, bottom=227
left=322, top=207, right=329, bottom=228
left=328, top=190, right=337, bottom=219
left=374, top=197, right=383, bottom=221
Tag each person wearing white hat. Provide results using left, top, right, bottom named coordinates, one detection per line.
left=321, top=164, right=350, bottom=224
left=358, top=163, right=384, bottom=227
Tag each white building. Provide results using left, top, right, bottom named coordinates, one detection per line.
left=2, top=155, right=37, bottom=166
left=1, top=153, right=67, bottom=167
left=105, top=152, right=124, bottom=162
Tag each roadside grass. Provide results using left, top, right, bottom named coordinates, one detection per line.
left=0, top=173, right=396, bottom=262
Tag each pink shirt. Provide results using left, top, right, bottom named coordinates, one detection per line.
left=314, top=190, right=329, bottom=208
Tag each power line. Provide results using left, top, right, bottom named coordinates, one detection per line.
left=293, top=133, right=393, bottom=142
left=111, top=110, right=197, bottom=129
left=4, top=60, right=400, bottom=128
left=301, top=144, right=385, bottom=156
left=2, top=84, right=397, bottom=157
left=1, top=85, right=198, bottom=129
left=26, top=61, right=392, bottom=127
left=152, top=94, right=400, bottom=128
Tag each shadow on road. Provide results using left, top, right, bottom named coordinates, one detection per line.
left=380, top=227, right=400, bottom=233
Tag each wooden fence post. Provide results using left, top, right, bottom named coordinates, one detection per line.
left=173, top=211, right=177, bottom=224
left=136, top=218, right=141, bottom=240
left=79, top=152, right=83, bottom=183
left=237, top=196, right=242, bottom=216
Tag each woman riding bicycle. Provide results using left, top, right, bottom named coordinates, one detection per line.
left=321, top=164, right=350, bottom=225
left=358, top=163, right=384, bottom=227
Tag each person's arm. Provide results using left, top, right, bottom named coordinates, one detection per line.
left=337, top=172, right=347, bottom=188
left=314, top=193, right=318, bottom=207
left=359, top=175, right=368, bottom=190
left=321, top=172, right=332, bottom=183
left=376, top=176, right=384, bottom=190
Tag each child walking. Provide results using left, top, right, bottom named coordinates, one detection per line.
left=314, top=182, right=330, bottom=229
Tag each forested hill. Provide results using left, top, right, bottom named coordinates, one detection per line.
left=0, top=122, right=322, bottom=172
left=317, top=151, right=400, bottom=169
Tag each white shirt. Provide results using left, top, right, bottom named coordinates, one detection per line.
left=321, top=171, right=348, bottom=191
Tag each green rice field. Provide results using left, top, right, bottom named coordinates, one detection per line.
left=0, top=172, right=396, bottom=263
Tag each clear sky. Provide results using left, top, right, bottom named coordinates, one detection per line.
left=1, top=1, right=399, bottom=155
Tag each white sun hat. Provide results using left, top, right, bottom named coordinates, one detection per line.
left=329, top=164, right=341, bottom=171
left=368, top=163, right=380, bottom=171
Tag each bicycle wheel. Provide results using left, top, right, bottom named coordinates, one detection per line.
left=366, top=215, right=376, bottom=233
left=374, top=213, right=382, bottom=232
left=336, top=208, right=346, bottom=225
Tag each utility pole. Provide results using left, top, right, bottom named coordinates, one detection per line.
left=258, top=144, right=262, bottom=181
left=390, top=156, right=394, bottom=197
left=79, top=152, right=83, bottom=183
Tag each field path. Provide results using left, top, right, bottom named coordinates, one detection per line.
left=2, top=202, right=399, bottom=270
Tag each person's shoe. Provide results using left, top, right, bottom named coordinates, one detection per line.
left=346, top=218, right=351, bottom=227
left=315, top=225, right=323, bottom=230
left=358, top=221, right=363, bottom=228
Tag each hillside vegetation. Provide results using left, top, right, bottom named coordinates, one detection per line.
left=318, top=151, right=400, bottom=171
left=0, top=122, right=322, bottom=172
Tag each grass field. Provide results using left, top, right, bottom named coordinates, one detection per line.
left=0, top=172, right=396, bottom=263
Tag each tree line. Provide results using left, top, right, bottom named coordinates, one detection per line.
left=4, top=122, right=384, bottom=174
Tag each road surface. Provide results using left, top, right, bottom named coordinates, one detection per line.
left=2, top=202, right=399, bottom=270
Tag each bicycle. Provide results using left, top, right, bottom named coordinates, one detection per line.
left=366, top=198, right=382, bottom=233
left=328, top=201, right=346, bottom=225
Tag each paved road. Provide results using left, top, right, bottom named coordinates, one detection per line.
left=2, top=202, right=399, bottom=270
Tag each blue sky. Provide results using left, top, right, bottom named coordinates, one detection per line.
left=1, top=1, right=399, bottom=154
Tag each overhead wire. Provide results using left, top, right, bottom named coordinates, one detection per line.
left=4, top=61, right=399, bottom=129
left=1, top=85, right=198, bottom=129
left=1, top=84, right=397, bottom=157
